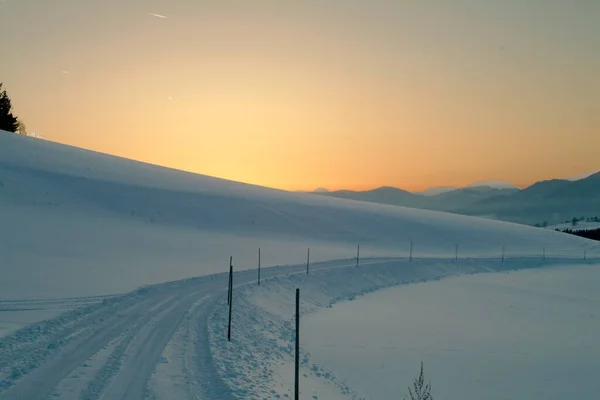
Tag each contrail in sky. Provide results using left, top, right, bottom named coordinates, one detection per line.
left=149, top=13, right=168, bottom=19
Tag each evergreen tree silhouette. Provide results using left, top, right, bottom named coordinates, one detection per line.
left=0, top=83, right=20, bottom=133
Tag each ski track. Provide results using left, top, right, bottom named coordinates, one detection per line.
left=0, top=257, right=597, bottom=400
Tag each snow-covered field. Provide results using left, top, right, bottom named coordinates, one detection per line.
left=303, top=264, right=600, bottom=400
left=208, top=258, right=600, bottom=400
left=0, top=130, right=598, bottom=399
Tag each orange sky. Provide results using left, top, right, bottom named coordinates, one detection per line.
left=1, top=0, right=598, bottom=192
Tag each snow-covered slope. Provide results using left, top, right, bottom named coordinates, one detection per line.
left=0, top=131, right=594, bottom=299
left=0, top=130, right=598, bottom=400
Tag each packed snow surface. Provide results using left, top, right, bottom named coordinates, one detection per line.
left=303, top=264, right=600, bottom=400
left=0, top=131, right=598, bottom=399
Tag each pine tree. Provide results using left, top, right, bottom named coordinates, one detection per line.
left=0, top=83, right=20, bottom=133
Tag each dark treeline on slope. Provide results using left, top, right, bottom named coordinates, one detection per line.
left=558, top=228, right=600, bottom=242
left=0, top=82, right=25, bottom=134
left=537, top=216, right=600, bottom=228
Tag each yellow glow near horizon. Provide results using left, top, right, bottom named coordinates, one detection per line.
left=1, top=1, right=598, bottom=192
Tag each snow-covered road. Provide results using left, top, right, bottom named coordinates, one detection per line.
left=0, top=257, right=394, bottom=400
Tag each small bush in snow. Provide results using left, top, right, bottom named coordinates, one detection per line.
left=405, top=362, right=433, bottom=400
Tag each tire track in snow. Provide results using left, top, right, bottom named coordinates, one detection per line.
left=190, top=296, right=237, bottom=400
left=98, top=290, right=207, bottom=400
left=0, top=289, right=176, bottom=399
left=0, top=258, right=410, bottom=400
left=75, top=295, right=181, bottom=400
left=0, top=291, right=150, bottom=376
left=146, top=295, right=212, bottom=400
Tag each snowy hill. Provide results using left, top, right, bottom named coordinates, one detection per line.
left=0, top=130, right=598, bottom=400
left=0, top=130, right=593, bottom=299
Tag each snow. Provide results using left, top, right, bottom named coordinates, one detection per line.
left=0, top=130, right=598, bottom=399
left=0, top=130, right=593, bottom=301
left=302, top=264, right=600, bottom=400
left=207, top=258, right=600, bottom=399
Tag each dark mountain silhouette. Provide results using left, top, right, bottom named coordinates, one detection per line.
left=428, top=186, right=519, bottom=212
left=418, top=186, right=456, bottom=196
left=465, top=172, right=600, bottom=224
left=319, top=186, right=425, bottom=208
left=316, top=172, right=600, bottom=225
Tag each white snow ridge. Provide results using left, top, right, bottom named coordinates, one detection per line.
left=0, top=130, right=598, bottom=399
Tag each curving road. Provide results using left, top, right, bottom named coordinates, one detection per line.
left=0, top=258, right=386, bottom=400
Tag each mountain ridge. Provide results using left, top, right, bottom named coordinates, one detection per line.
left=316, top=172, right=600, bottom=225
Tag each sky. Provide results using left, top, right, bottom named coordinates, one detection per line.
left=1, top=0, right=598, bottom=192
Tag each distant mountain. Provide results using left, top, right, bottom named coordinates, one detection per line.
left=566, top=169, right=600, bottom=181
left=456, top=172, right=600, bottom=224
left=320, top=186, right=426, bottom=208
left=418, top=186, right=456, bottom=196
left=468, top=180, right=519, bottom=189
left=313, top=187, right=329, bottom=193
left=319, top=185, right=518, bottom=214
left=314, top=172, right=600, bottom=226
left=428, top=186, right=519, bottom=212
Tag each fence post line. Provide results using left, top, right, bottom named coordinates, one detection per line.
left=228, top=258, right=233, bottom=342
left=294, top=288, right=300, bottom=400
